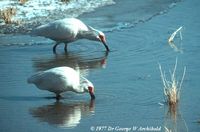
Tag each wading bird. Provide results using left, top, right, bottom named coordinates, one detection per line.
left=27, top=67, right=95, bottom=100
left=32, top=18, right=110, bottom=53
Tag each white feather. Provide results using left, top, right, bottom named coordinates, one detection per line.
left=27, top=67, right=93, bottom=95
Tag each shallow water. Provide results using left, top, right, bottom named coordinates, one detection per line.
left=0, top=0, right=200, bottom=132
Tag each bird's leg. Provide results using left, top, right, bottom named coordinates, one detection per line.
left=53, top=42, right=60, bottom=54
left=64, top=43, right=68, bottom=52
left=56, top=94, right=61, bottom=100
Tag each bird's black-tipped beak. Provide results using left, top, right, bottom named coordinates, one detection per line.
left=99, top=35, right=110, bottom=51
left=102, top=41, right=110, bottom=51
left=89, top=92, right=95, bottom=100
left=88, top=86, right=95, bottom=100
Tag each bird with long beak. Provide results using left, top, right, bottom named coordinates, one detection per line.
left=32, top=18, right=110, bottom=53
left=27, top=67, right=95, bottom=100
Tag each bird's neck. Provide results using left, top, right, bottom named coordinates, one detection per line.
left=73, top=77, right=88, bottom=93
left=74, top=87, right=85, bottom=93
left=77, top=30, right=91, bottom=39
left=77, top=26, right=99, bottom=41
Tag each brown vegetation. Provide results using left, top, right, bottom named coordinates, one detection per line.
left=168, top=26, right=183, bottom=52
left=19, top=0, right=28, bottom=5
left=159, top=59, right=186, bottom=105
left=0, top=7, right=17, bottom=24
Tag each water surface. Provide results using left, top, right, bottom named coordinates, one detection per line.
left=0, top=0, right=200, bottom=132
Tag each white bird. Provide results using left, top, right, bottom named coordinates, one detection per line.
left=32, top=18, right=110, bottom=53
left=27, top=67, right=95, bottom=100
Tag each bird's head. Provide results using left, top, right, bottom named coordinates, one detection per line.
left=96, top=31, right=110, bottom=51
left=88, top=26, right=110, bottom=51
left=88, top=86, right=95, bottom=100
left=82, top=80, right=95, bottom=100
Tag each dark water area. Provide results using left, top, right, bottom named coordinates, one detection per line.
left=0, top=0, right=200, bottom=132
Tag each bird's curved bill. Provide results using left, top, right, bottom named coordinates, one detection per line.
left=102, top=41, right=110, bottom=51
left=89, top=92, right=95, bottom=100
left=88, top=86, right=95, bottom=99
left=99, top=36, right=110, bottom=51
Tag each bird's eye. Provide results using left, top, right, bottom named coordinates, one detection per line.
left=88, top=86, right=94, bottom=92
left=99, top=34, right=106, bottom=43
left=99, top=34, right=104, bottom=40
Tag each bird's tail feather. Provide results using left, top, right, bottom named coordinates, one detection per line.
left=27, top=71, right=43, bottom=84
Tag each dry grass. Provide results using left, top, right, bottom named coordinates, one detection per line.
left=168, top=26, right=183, bottom=52
left=159, top=58, right=186, bottom=105
left=0, top=7, right=16, bottom=24
left=164, top=126, right=172, bottom=132
left=168, top=26, right=183, bottom=43
left=19, top=0, right=28, bottom=5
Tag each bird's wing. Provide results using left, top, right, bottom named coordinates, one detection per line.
left=27, top=71, right=44, bottom=84
left=27, top=70, right=68, bottom=91
left=32, top=19, right=78, bottom=41
left=32, top=18, right=89, bottom=42
left=28, top=67, right=81, bottom=91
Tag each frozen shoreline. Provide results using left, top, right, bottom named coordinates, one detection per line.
left=0, top=0, right=115, bottom=21
left=0, top=0, right=179, bottom=35
left=0, top=0, right=115, bottom=34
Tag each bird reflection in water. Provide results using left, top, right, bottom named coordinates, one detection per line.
left=32, top=51, right=109, bottom=72
left=163, top=104, right=188, bottom=132
left=29, top=100, right=95, bottom=128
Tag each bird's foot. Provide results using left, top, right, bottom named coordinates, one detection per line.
left=56, top=94, right=62, bottom=100
left=53, top=43, right=59, bottom=54
left=64, top=43, right=68, bottom=52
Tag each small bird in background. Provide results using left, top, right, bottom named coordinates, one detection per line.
left=27, top=67, right=95, bottom=100
left=32, top=18, right=110, bottom=53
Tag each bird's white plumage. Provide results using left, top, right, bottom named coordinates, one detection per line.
left=27, top=67, right=91, bottom=95
left=33, top=18, right=89, bottom=42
